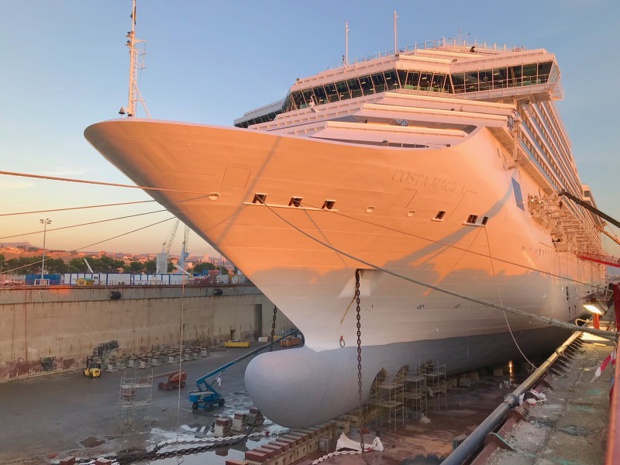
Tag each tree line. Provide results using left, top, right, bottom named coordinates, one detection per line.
left=0, top=254, right=228, bottom=275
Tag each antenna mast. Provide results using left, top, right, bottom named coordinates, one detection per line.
left=393, top=11, right=399, bottom=55
left=120, top=0, right=150, bottom=118
left=344, top=21, right=349, bottom=67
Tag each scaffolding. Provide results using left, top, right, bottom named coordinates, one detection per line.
left=117, top=372, right=153, bottom=432
left=370, top=367, right=406, bottom=428
left=404, top=364, right=427, bottom=418
left=424, top=362, right=447, bottom=411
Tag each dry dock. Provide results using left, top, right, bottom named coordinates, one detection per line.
left=0, top=328, right=616, bottom=465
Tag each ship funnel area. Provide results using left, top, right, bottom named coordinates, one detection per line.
left=245, top=345, right=409, bottom=428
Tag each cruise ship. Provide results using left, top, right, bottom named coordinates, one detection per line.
left=85, top=38, right=606, bottom=428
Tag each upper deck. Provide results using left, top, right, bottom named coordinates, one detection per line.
left=235, top=39, right=561, bottom=128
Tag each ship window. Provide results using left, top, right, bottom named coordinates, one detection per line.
left=253, top=193, right=267, bottom=204
left=419, top=73, right=433, bottom=91
left=405, top=71, right=420, bottom=90
left=336, top=81, right=351, bottom=100
left=538, top=62, right=552, bottom=83
left=384, top=70, right=399, bottom=90
left=360, top=75, right=375, bottom=95
left=522, top=64, right=537, bottom=85
left=481, top=216, right=489, bottom=226
left=325, top=83, right=339, bottom=103
left=348, top=77, right=362, bottom=98
left=511, top=178, right=525, bottom=211
left=289, top=197, right=303, bottom=207
left=434, top=211, right=446, bottom=220
left=301, top=88, right=315, bottom=108
left=372, top=73, right=386, bottom=93
left=397, top=70, right=407, bottom=88
left=322, top=200, right=336, bottom=210
left=509, top=65, right=522, bottom=86
left=479, top=70, right=492, bottom=90
left=493, top=67, right=508, bottom=88
left=465, top=71, right=479, bottom=92
left=466, top=214, right=478, bottom=224
left=443, top=74, right=453, bottom=93
left=293, top=91, right=305, bottom=110
left=452, top=73, right=465, bottom=93
left=313, top=86, right=327, bottom=104
left=431, top=73, right=446, bottom=92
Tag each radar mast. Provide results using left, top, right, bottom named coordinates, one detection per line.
left=120, top=0, right=150, bottom=118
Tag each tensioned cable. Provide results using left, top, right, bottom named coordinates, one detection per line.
left=0, top=209, right=169, bottom=241
left=2, top=216, right=175, bottom=273
left=300, top=200, right=608, bottom=292
left=0, top=200, right=156, bottom=217
left=261, top=201, right=617, bottom=341
left=4, top=168, right=607, bottom=298
left=0, top=170, right=210, bottom=195
left=1, top=258, right=45, bottom=275
left=0, top=217, right=175, bottom=275
left=176, top=275, right=187, bottom=450
left=483, top=226, right=537, bottom=369
left=4, top=167, right=604, bottom=291
left=76, top=217, right=175, bottom=251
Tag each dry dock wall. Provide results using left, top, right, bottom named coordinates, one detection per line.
left=0, top=284, right=292, bottom=380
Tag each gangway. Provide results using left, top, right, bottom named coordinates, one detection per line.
left=188, top=329, right=301, bottom=411
left=577, top=252, right=620, bottom=268
left=558, top=189, right=620, bottom=265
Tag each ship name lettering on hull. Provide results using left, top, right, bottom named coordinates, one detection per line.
left=392, top=170, right=465, bottom=195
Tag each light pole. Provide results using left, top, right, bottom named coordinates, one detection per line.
left=40, top=218, right=51, bottom=280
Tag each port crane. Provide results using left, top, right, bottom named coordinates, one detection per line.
left=176, top=225, right=190, bottom=275
left=156, top=219, right=180, bottom=274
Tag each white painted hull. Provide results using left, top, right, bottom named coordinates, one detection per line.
left=85, top=119, right=603, bottom=426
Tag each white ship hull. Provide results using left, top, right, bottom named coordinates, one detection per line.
left=85, top=119, right=603, bottom=426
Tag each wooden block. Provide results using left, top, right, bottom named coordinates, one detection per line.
left=245, top=450, right=268, bottom=463
left=253, top=447, right=277, bottom=458
left=271, top=441, right=290, bottom=451
left=226, top=460, right=247, bottom=465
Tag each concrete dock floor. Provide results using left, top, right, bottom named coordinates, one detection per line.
left=0, top=345, right=286, bottom=465
left=0, top=336, right=614, bottom=465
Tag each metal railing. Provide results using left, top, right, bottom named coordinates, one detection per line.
left=328, top=38, right=527, bottom=70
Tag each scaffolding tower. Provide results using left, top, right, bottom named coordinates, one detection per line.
left=117, top=372, right=153, bottom=432
left=424, top=362, right=448, bottom=411
left=404, top=363, right=427, bottom=418
left=371, top=367, right=406, bottom=428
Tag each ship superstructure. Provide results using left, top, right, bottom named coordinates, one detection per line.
left=85, top=38, right=605, bottom=427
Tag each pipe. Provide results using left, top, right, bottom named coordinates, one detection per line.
left=441, top=331, right=582, bottom=465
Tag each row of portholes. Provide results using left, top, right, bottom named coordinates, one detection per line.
left=521, top=245, right=554, bottom=258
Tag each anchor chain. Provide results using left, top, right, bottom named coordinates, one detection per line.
left=270, top=305, right=278, bottom=351
left=355, top=269, right=364, bottom=453
left=111, top=432, right=263, bottom=464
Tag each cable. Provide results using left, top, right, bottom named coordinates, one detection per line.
left=261, top=201, right=617, bottom=341
left=0, top=170, right=209, bottom=195
left=300, top=200, right=608, bottom=293
left=175, top=275, right=187, bottom=458
left=484, top=227, right=537, bottom=369
left=76, top=217, right=175, bottom=251
left=0, top=200, right=155, bottom=217
left=0, top=209, right=169, bottom=241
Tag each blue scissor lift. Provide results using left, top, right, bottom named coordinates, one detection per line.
left=188, top=329, right=301, bottom=411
